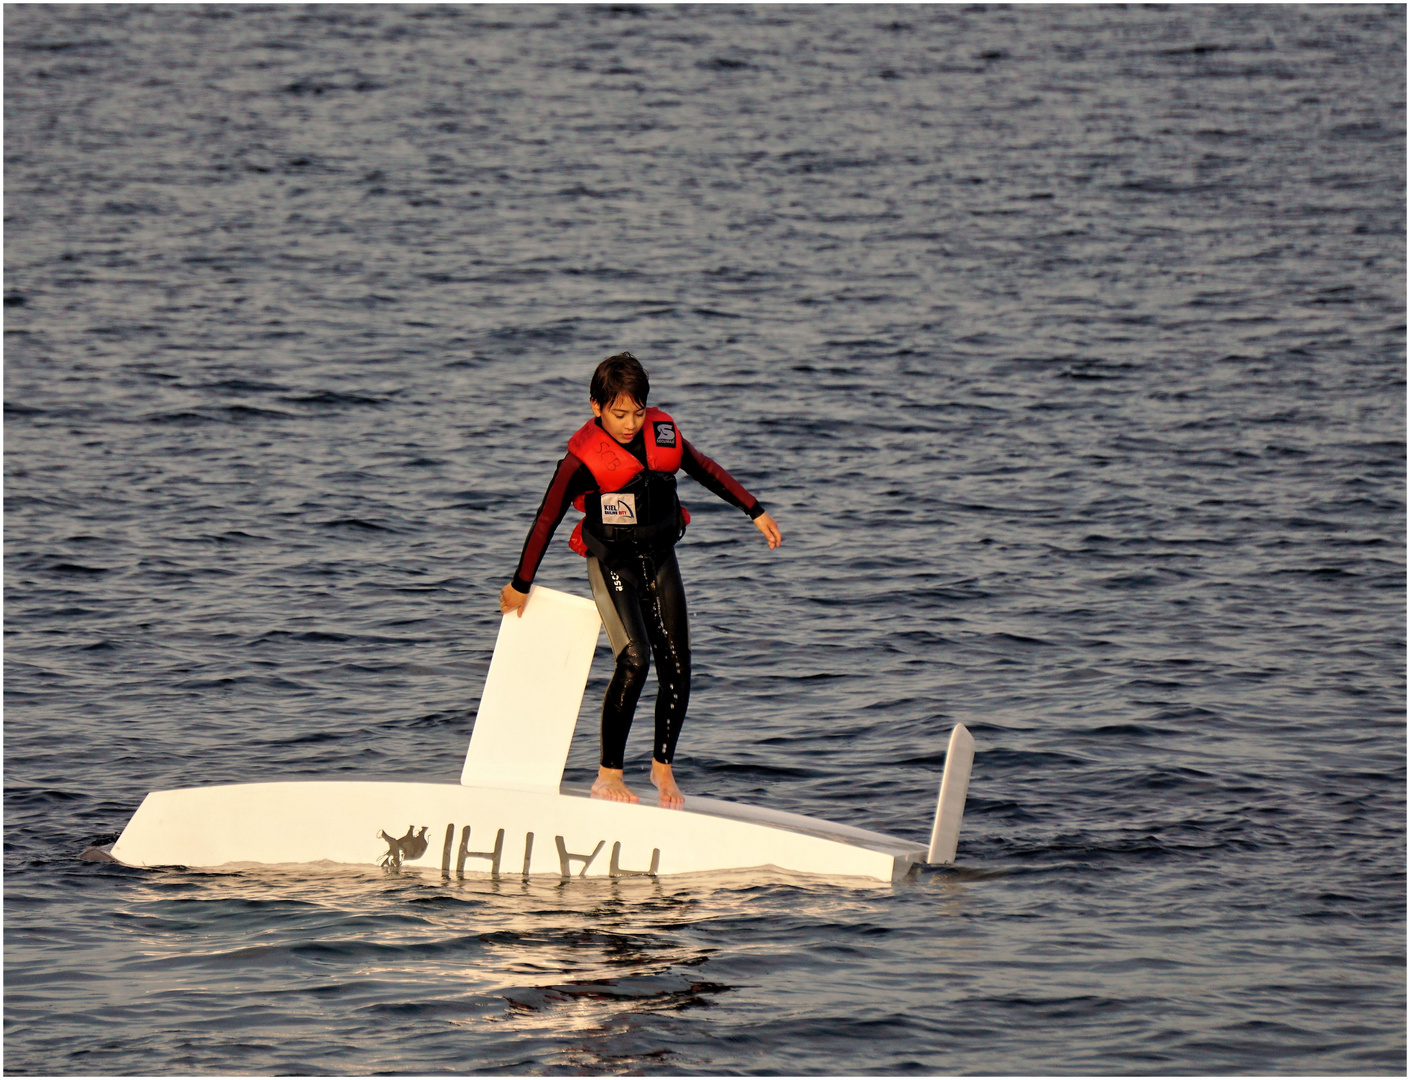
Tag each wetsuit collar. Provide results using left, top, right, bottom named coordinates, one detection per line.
left=594, top=416, right=649, bottom=468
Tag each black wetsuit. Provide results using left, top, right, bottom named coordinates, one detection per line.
left=511, top=421, right=764, bottom=769
left=587, top=549, right=690, bottom=769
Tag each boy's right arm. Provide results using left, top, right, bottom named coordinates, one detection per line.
left=501, top=453, right=591, bottom=615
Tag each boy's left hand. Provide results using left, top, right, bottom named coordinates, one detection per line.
left=754, top=512, right=783, bottom=549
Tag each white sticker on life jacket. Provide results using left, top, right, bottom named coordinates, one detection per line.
left=600, top=493, right=637, bottom=524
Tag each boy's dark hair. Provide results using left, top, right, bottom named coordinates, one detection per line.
left=590, top=352, right=650, bottom=408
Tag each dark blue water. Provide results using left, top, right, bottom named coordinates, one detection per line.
left=5, top=4, right=1405, bottom=1074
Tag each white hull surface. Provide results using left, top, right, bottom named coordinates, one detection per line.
left=109, top=780, right=927, bottom=882
left=100, top=586, right=972, bottom=884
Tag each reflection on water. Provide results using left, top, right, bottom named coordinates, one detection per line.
left=111, top=862, right=915, bottom=997
left=92, top=862, right=945, bottom=1072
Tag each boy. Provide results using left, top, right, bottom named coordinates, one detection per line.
left=499, top=353, right=782, bottom=807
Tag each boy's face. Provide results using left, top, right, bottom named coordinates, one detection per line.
left=591, top=393, right=646, bottom=444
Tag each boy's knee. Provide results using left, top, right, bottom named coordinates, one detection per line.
left=616, top=641, right=651, bottom=683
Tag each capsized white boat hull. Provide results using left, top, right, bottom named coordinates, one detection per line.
left=105, top=779, right=928, bottom=883
left=93, top=586, right=973, bottom=885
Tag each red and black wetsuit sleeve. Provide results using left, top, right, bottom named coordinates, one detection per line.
left=510, top=453, right=596, bottom=593
left=681, top=438, right=767, bottom=521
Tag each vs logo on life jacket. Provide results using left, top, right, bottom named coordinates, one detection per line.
left=653, top=422, right=676, bottom=448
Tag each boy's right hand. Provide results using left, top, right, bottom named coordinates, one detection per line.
left=499, top=583, right=529, bottom=617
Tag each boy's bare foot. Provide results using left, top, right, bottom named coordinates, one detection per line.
left=651, top=760, right=685, bottom=809
left=591, top=767, right=639, bottom=803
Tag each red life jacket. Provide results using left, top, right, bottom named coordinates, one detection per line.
left=566, top=407, right=690, bottom=556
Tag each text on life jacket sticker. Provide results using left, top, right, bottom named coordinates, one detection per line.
left=653, top=422, right=676, bottom=448
left=600, top=493, right=637, bottom=524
